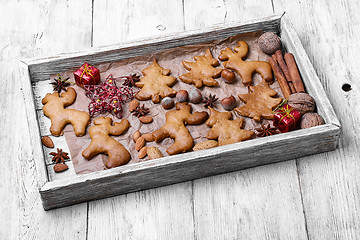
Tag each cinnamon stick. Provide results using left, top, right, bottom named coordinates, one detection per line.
left=288, top=81, right=296, bottom=93
left=268, top=57, right=292, bottom=99
left=274, top=50, right=295, bottom=94
left=284, top=53, right=305, bottom=93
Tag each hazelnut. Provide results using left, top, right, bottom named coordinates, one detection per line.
left=161, top=97, right=175, bottom=109
left=300, top=113, right=325, bottom=129
left=176, top=90, right=189, bottom=102
left=258, top=32, right=281, bottom=55
left=221, top=69, right=236, bottom=83
left=221, top=95, right=236, bottom=111
left=188, top=89, right=202, bottom=103
left=288, top=93, right=316, bottom=115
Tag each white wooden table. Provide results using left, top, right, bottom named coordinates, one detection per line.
left=1, top=1, right=359, bottom=239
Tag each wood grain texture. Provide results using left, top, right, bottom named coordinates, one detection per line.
left=274, top=0, right=360, bottom=239
left=86, top=1, right=195, bottom=239
left=0, top=1, right=91, bottom=239
left=193, top=161, right=308, bottom=240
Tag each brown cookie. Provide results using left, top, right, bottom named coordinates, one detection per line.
left=235, top=80, right=282, bottom=121
left=42, top=87, right=90, bottom=137
left=152, top=102, right=208, bottom=155
left=218, top=41, right=273, bottom=85
left=135, top=59, right=177, bottom=103
left=82, top=117, right=131, bottom=169
left=179, top=49, right=222, bottom=88
left=206, top=108, right=254, bottom=146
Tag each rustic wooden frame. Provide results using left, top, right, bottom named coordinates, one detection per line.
left=21, top=14, right=341, bottom=210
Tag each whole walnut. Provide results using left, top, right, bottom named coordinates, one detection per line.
left=258, top=32, right=282, bottom=55
left=300, top=113, right=325, bottom=129
left=288, top=93, right=315, bottom=115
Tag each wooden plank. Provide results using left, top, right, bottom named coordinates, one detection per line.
left=87, top=0, right=195, bottom=239
left=193, top=161, right=308, bottom=239
left=183, top=1, right=306, bottom=239
left=274, top=0, right=360, bottom=239
left=40, top=123, right=339, bottom=210
left=184, top=0, right=276, bottom=30
left=0, top=0, right=91, bottom=239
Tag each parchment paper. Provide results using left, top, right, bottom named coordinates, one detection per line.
left=51, top=31, right=283, bottom=175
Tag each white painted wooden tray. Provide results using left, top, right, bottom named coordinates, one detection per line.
left=21, top=14, right=340, bottom=210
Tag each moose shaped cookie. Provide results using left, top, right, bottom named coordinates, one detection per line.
left=218, top=41, right=273, bottom=85
left=135, top=59, right=177, bottom=103
left=206, top=108, right=254, bottom=146
left=179, top=49, right=222, bottom=88
left=152, top=102, right=208, bottom=155
left=42, top=87, right=90, bottom=136
left=82, top=117, right=131, bottom=169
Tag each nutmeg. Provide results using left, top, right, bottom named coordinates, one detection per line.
left=221, top=95, right=236, bottom=111
left=300, top=113, right=325, bottom=129
left=188, top=88, right=202, bottom=103
left=288, top=93, right=315, bottom=115
left=221, top=69, right=236, bottom=83
left=258, top=32, right=281, bottom=55
left=161, top=97, right=175, bottom=109
left=176, top=90, right=189, bottom=103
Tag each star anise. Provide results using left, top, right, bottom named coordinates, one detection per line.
left=121, top=74, right=140, bottom=87
left=203, top=94, right=219, bottom=108
left=50, top=148, right=70, bottom=164
left=133, top=105, right=150, bottom=118
left=50, top=74, right=70, bottom=93
left=255, top=124, right=279, bottom=137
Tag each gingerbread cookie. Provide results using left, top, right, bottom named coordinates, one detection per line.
left=82, top=117, right=131, bottom=169
left=206, top=108, right=254, bottom=146
left=42, top=87, right=90, bottom=137
left=135, top=59, right=177, bottom=103
left=235, top=80, right=282, bottom=121
left=179, top=49, right=222, bottom=88
left=218, top=41, right=273, bottom=85
left=152, top=102, right=208, bottom=155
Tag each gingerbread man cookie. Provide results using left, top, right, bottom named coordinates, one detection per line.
left=42, top=87, right=90, bottom=137
left=235, top=79, right=282, bottom=121
left=152, top=102, right=208, bottom=155
left=135, top=59, right=177, bottom=103
left=206, top=108, right=254, bottom=146
left=179, top=49, right=222, bottom=88
left=82, top=117, right=131, bottom=169
left=218, top=41, right=273, bottom=85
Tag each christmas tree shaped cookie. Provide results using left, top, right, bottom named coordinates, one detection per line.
left=179, top=49, right=222, bottom=88
left=135, top=59, right=177, bottom=103
left=206, top=108, right=254, bottom=146
left=219, top=41, right=273, bottom=85
left=235, top=80, right=282, bottom=121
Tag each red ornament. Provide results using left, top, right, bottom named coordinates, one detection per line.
left=74, top=62, right=101, bottom=87
left=84, top=75, right=136, bottom=118
left=273, top=104, right=301, bottom=133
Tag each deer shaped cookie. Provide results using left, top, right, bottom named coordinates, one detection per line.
left=218, top=41, right=273, bottom=85
left=152, top=102, right=208, bottom=155
left=82, top=117, right=131, bottom=169
left=206, top=108, right=254, bottom=146
left=42, top=87, right=90, bottom=136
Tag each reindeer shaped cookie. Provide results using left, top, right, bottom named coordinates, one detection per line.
left=206, top=108, right=254, bottom=146
left=219, top=41, right=273, bottom=85
left=42, top=87, right=90, bottom=136
left=152, top=102, right=208, bottom=155
left=82, top=117, right=131, bottom=168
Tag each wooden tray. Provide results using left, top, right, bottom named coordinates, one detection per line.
left=21, top=14, right=341, bottom=210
